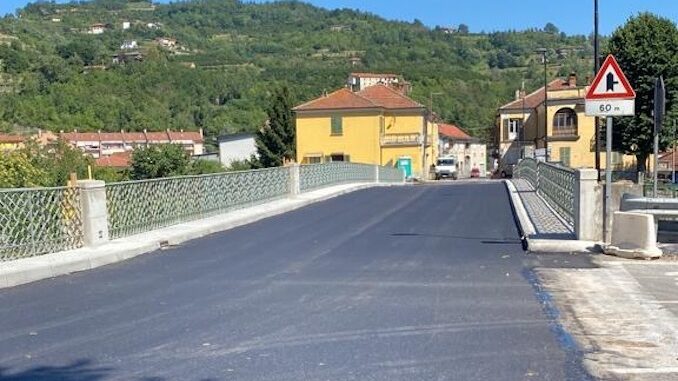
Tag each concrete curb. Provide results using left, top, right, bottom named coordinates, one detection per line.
left=503, top=180, right=602, bottom=253
left=0, top=182, right=400, bottom=289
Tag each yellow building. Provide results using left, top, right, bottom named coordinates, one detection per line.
left=0, top=133, right=25, bottom=152
left=496, top=73, right=636, bottom=171
left=294, top=85, right=437, bottom=178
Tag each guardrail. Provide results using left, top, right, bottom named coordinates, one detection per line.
left=0, top=186, right=83, bottom=260
left=1, top=162, right=404, bottom=260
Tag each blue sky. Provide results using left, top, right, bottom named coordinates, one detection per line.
left=2, top=0, right=677, bottom=35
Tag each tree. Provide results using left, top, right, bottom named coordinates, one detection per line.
left=544, top=23, right=559, bottom=34
left=458, top=24, right=469, bottom=35
left=255, top=86, right=296, bottom=167
left=190, top=159, right=225, bottom=175
left=130, top=144, right=192, bottom=179
left=20, top=139, right=93, bottom=187
left=608, top=13, right=678, bottom=171
left=0, top=151, right=46, bottom=188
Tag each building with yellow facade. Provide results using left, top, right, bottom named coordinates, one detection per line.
left=0, top=133, right=25, bottom=152
left=294, top=85, right=437, bottom=178
left=496, top=73, right=636, bottom=172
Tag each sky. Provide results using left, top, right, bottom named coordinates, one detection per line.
left=1, top=0, right=677, bottom=36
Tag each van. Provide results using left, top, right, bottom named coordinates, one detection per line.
left=434, top=157, right=458, bottom=180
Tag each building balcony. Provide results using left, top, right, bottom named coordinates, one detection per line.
left=380, top=133, right=430, bottom=147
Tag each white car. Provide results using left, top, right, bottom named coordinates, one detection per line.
left=434, top=157, right=458, bottom=180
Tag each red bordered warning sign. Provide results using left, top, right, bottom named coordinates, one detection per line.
left=586, top=55, right=636, bottom=100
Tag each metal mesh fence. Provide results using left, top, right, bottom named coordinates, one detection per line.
left=106, top=167, right=291, bottom=239
left=379, top=166, right=405, bottom=183
left=299, top=162, right=375, bottom=192
left=0, top=187, right=83, bottom=261
left=515, top=159, right=576, bottom=226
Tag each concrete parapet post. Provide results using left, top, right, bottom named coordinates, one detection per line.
left=574, top=168, right=600, bottom=241
left=289, top=163, right=300, bottom=197
left=374, top=165, right=380, bottom=184
left=77, top=180, right=109, bottom=247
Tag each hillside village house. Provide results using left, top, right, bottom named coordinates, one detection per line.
left=496, top=73, right=636, bottom=170
left=438, top=123, right=487, bottom=178
left=294, top=84, right=437, bottom=178
left=347, top=73, right=410, bottom=94
left=45, top=129, right=204, bottom=159
left=0, top=133, right=25, bottom=152
left=88, top=23, right=107, bottom=34
left=218, top=133, right=257, bottom=167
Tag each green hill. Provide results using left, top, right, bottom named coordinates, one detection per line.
left=0, top=0, right=597, bottom=147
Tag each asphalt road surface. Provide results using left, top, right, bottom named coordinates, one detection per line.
left=0, top=183, right=593, bottom=381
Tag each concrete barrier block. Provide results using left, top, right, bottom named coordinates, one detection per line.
left=605, top=212, right=662, bottom=259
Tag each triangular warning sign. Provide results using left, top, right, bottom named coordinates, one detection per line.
left=586, top=55, right=636, bottom=100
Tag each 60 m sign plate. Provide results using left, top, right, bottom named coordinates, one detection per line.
left=585, top=99, right=635, bottom=117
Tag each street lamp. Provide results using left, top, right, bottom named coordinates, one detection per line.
left=594, top=0, right=601, bottom=179
left=535, top=48, right=549, bottom=162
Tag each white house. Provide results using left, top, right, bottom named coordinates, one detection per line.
left=122, top=21, right=131, bottom=30
left=218, top=133, right=257, bottom=167
left=88, top=23, right=107, bottom=34
left=438, top=123, right=487, bottom=178
left=120, top=40, right=138, bottom=50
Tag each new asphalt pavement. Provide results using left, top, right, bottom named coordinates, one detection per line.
left=0, top=182, right=593, bottom=380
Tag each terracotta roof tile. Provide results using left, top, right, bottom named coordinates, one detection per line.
left=58, top=130, right=203, bottom=143
left=357, top=85, right=424, bottom=109
left=95, top=151, right=131, bottom=168
left=438, top=123, right=473, bottom=140
left=499, top=78, right=581, bottom=111
left=0, top=133, right=25, bottom=143
left=293, top=88, right=377, bottom=111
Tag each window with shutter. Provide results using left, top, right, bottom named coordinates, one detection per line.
left=331, top=116, right=343, bottom=136
left=502, top=119, right=509, bottom=141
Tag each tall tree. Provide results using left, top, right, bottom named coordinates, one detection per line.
left=255, top=86, right=296, bottom=167
left=608, top=13, right=678, bottom=171
left=130, top=144, right=192, bottom=180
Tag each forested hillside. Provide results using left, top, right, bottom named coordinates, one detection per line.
left=0, top=0, right=597, bottom=147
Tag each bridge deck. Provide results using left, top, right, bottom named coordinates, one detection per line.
left=0, top=182, right=591, bottom=380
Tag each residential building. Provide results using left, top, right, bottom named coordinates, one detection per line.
left=55, top=129, right=204, bottom=158
left=122, top=21, right=131, bottom=30
left=155, top=37, right=178, bottom=49
left=120, top=40, right=138, bottom=50
left=88, top=23, right=107, bottom=34
left=657, top=151, right=677, bottom=182
left=218, top=133, right=257, bottom=167
left=112, top=51, right=144, bottom=64
left=0, top=133, right=25, bottom=152
left=348, top=73, right=405, bottom=92
left=438, top=123, right=487, bottom=178
left=294, top=85, right=437, bottom=178
left=496, top=73, right=636, bottom=170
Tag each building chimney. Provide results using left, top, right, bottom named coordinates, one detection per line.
left=568, top=72, right=577, bottom=87
left=515, top=89, right=521, bottom=100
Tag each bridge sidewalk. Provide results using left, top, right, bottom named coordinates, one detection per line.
left=0, top=182, right=398, bottom=290
left=505, top=179, right=600, bottom=253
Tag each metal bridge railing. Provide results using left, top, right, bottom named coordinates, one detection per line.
left=299, top=162, right=375, bottom=192
left=1, top=162, right=404, bottom=259
left=106, top=166, right=291, bottom=239
left=515, top=158, right=576, bottom=226
left=0, top=186, right=83, bottom=260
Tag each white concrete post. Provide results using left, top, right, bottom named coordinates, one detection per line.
left=374, top=164, right=380, bottom=184
left=77, top=180, right=109, bottom=247
left=289, top=163, right=300, bottom=197
left=574, top=168, right=599, bottom=241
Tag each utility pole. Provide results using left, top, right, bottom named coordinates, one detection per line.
left=594, top=0, right=601, bottom=180
left=424, top=92, right=443, bottom=179
left=536, top=48, right=549, bottom=162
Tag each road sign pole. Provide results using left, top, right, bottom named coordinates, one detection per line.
left=603, top=116, right=612, bottom=243
left=654, top=132, right=659, bottom=197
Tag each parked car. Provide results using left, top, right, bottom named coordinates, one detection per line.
left=434, top=156, right=458, bottom=180
left=470, top=167, right=481, bottom=178
left=498, top=163, right=514, bottom=178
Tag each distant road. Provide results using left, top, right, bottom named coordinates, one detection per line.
left=0, top=183, right=592, bottom=380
